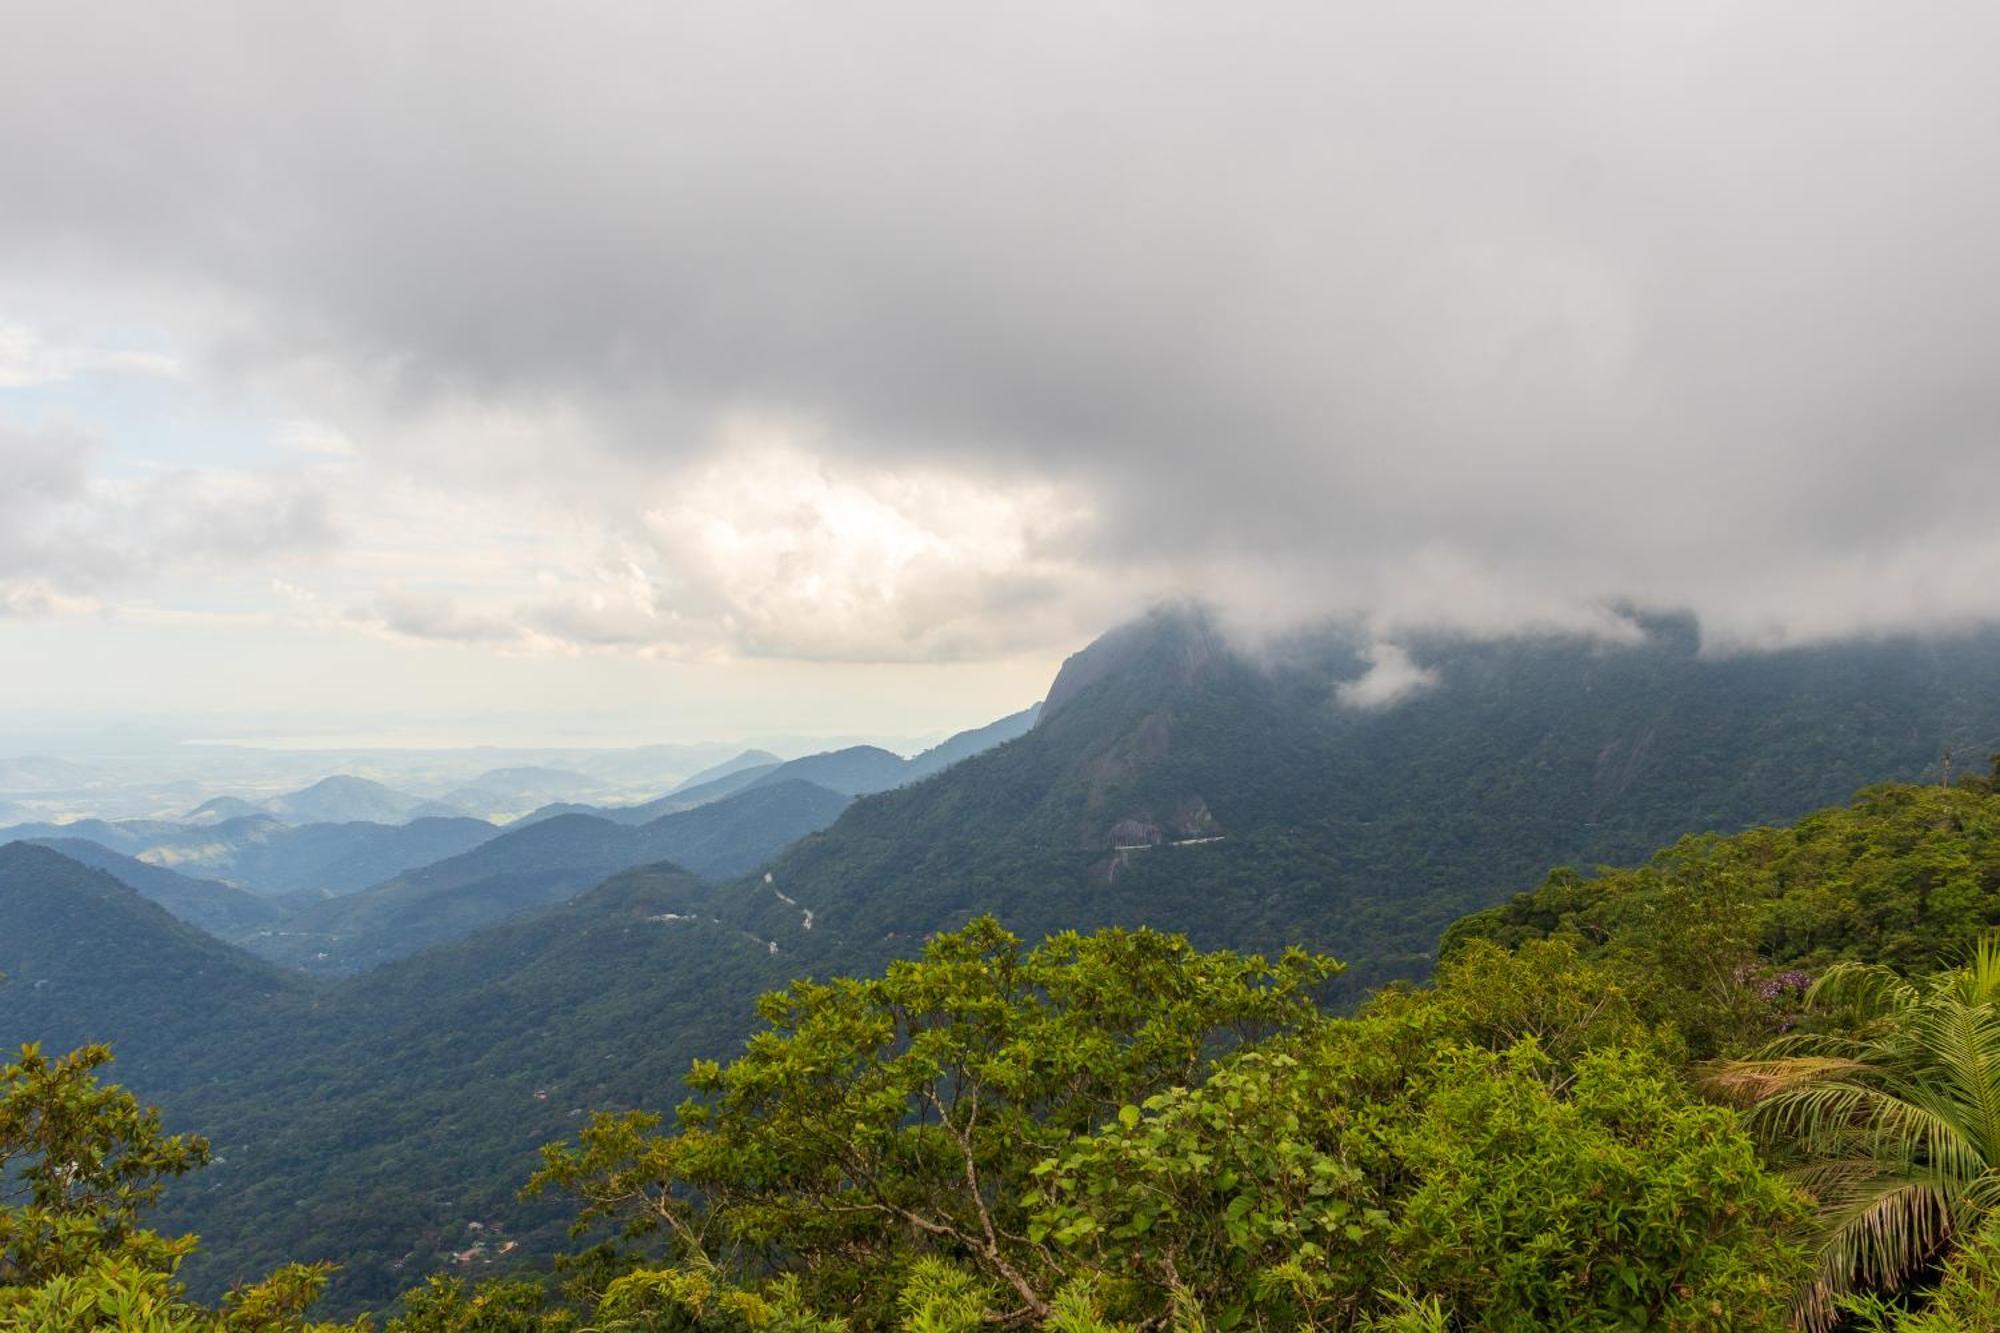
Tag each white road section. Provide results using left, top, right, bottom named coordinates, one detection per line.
left=770, top=878, right=815, bottom=930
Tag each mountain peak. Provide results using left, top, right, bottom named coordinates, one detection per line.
left=1042, top=604, right=1227, bottom=720
left=0, top=838, right=74, bottom=875
left=263, top=775, right=468, bottom=825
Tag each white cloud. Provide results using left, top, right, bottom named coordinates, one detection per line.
left=1336, top=642, right=1441, bottom=711
left=370, top=588, right=522, bottom=645
left=341, top=425, right=1113, bottom=662
left=631, top=431, right=1101, bottom=660
left=0, top=421, right=335, bottom=597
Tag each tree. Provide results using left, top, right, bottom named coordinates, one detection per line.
left=1035, top=941, right=1803, bottom=1331
left=534, top=925, right=1805, bottom=1330
left=0, top=1042, right=360, bottom=1331
left=1705, top=935, right=2000, bottom=1327
left=1386, top=1043, right=1805, bottom=1330
left=528, top=917, right=1340, bottom=1324
left=0, top=1042, right=209, bottom=1291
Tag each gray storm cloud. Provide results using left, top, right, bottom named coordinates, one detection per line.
left=4, top=2, right=1999, bottom=654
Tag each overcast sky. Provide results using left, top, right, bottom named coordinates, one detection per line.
left=3, top=2, right=1998, bottom=745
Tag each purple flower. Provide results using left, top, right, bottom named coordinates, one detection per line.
left=1753, top=970, right=1812, bottom=1000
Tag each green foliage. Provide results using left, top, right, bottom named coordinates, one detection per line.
left=528, top=920, right=1803, bottom=1330
left=1031, top=1045, right=1390, bottom=1326
left=0, top=1043, right=210, bottom=1290
left=1388, top=1043, right=1805, bottom=1330
left=1450, top=783, right=2000, bottom=984
left=1846, top=1214, right=2000, bottom=1330
left=380, top=1274, right=566, bottom=1331
left=0, top=1042, right=360, bottom=1331
left=1705, top=936, right=2000, bottom=1327
left=892, top=1259, right=992, bottom=1333
left=20, top=612, right=2000, bottom=1308
left=529, top=918, right=1339, bottom=1322
left=1032, top=937, right=1791, bottom=1330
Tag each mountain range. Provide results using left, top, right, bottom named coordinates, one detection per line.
left=0, top=705, right=1043, bottom=972
left=0, top=811, right=502, bottom=899
left=15, top=837, right=288, bottom=940
left=10, top=607, right=2000, bottom=1309
left=0, top=754, right=98, bottom=792
left=240, top=778, right=855, bottom=974
left=515, top=709, right=1041, bottom=827
left=191, top=774, right=472, bottom=825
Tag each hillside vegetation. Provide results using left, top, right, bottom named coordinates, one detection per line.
left=18, top=778, right=2000, bottom=1327
left=722, top=609, right=2000, bottom=992
left=14, top=610, right=2000, bottom=1313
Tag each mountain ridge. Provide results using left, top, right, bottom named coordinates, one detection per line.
left=239, top=778, right=854, bottom=974
left=17, top=608, right=2000, bottom=1308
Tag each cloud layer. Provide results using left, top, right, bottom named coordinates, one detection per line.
left=5, top=3, right=2000, bottom=661
left=0, top=424, right=332, bottom=615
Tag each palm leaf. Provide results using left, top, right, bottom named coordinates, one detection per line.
left=1807, top=962, right=1918, bottom=1022
left=1728, top=936, right=2000, bottom=1320
left=1699, top=1056, right=1872, bottom=1107
left=1798, top=1174, right=1957, bottom=1330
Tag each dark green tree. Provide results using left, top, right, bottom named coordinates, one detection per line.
left=0, top=1042, right=360, bottom=1331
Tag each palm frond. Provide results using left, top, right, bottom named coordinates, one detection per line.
left=1908, top=991, right=2000, bottom=1163
left=1806, top=1175, right=1957, bottom=1312
left=1699, top=1056, right=1872, bottom=1107
left=1807, top=963, right=1919, bottom=1021
left=1749, top=1080, right=1982, bottom=1178
left=1948, top=932, right=2000, bottom=1008
left=1718, top=944, right=2000, bottom=1321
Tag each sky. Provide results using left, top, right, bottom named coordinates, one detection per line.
left=4, top=3, right=1999, bottom=746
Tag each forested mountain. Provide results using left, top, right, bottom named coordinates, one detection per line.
left=0, top=845, right=803, bottom=1307
left=238, top=779, right=853, bottom=974
left=718, top=607, right=2000, bottom=992
left=903, top=702, right=1042, bottom=780
left=0, top=811, right=501, bottom=897
left=201, top=816, right=504, bottom=895
left=186, top=794, right=264, bottom=823
left=0, top=816, right=187, bottom=856
left=23, top=779, right=2000, bottom=1326
left=14, top=607, right=2000, bottom=1313
left=517, top=710, right=1041, bottom=827
left=370, top=779, right=2000, bottom=1330
left=438, top=767, right=606, bottom=820
left=0, top=844, right=302, bottom=1066
left=258, top=775, right=469, bottom=825
left=744, top=745, right=911, bottom=795
left=518, top=764, right=783, bottom=827
left=20, top=837, right=286, bottom=940
left=665, top=748, right=782, bottom=793
left=1444, top=779, right=2000, bottom=976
